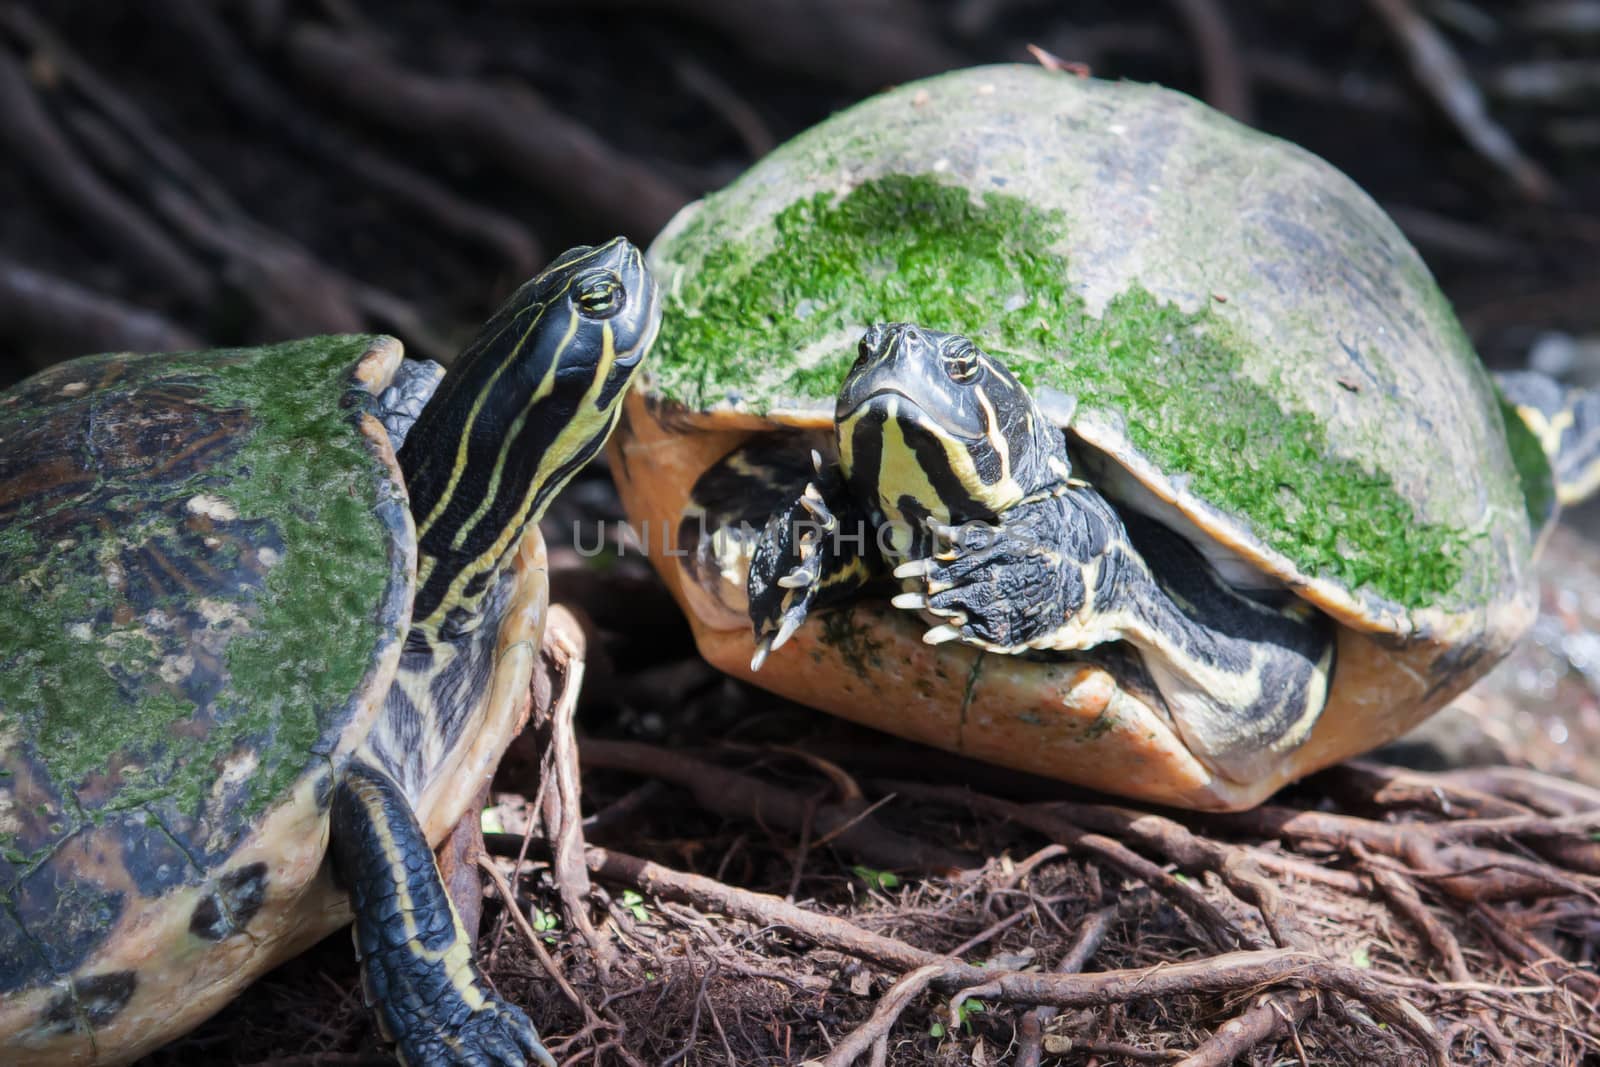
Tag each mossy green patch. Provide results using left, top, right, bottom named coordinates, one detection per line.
left=0, top=337, right=396, bottom=866
left=653, top=175, right=1467, bottom=609
left=1079, top=709, right=1120, bottom=742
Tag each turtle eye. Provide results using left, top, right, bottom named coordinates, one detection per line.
left=944, top=340, right=980, bottom=383
left=575, top=269, right=625, bottom=319
left=855, top=326, right=884, bottom=369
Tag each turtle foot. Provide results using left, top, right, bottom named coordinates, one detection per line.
left=331, top=761, right=556, bottom=1067
left=384, top=988, right=555, bottom=1067
left=747, top=480, right=836, bottom=666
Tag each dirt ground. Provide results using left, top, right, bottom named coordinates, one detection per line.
left=4, top=2, right=1600, bottom=1065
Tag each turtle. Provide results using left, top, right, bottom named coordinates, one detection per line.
left=606, top=65, right=1600, bottom=812
left=0, top=236, right=660, bottom=1065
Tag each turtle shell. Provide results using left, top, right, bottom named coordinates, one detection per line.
left=0, top=336, right=414, bottom=1057
left=610, top=66, right=1549, bottom=808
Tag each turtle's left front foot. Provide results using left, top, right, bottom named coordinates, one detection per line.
left=331, top=760, right=556, bottom=1067
left=893, top=513, right=1084, bottom=652
left=374, top=977, right=552, bottom=1067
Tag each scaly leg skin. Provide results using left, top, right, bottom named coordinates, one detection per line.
left=747, top=452, right=879, bottom=669
left=331, top=760, right=555, bottom=1067
left=892, top=487, right=1100, bottom=653
left=892, top=486, right=1335, bottom=778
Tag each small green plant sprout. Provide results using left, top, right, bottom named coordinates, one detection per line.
left=531, top=906, right=559, bottom=942
left=931, top=997, right=987, bottom=1038
left=621, top=889, right=650, bottom=922
left=852, top=865, right=901, bottom=892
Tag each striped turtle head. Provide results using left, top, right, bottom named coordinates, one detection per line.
left=454, top=237, right=660, bottom=489
left=835, top=323, right=1067, bottom=531
left=400, top=237, right=659, bottom=635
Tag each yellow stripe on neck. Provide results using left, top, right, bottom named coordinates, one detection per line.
left=417, top=319, right=620, bottom=634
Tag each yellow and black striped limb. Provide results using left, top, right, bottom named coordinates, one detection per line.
left=330, top=761, right=555, bottom=1067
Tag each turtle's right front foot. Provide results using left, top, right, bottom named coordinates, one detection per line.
left=748, top=477, right=837, bottom=669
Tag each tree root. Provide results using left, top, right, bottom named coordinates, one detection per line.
left=283, top=23, right=688, bottom=241
left=584, top=845, right=1450, bottom=1065
left=550, top=728, right=1600, bottom=1063
left=0, top=255, right=198, bottom=363
left=579, top=738, right=974, bottom=873
left=152, top=0, right=540, bottom=274
left=1013, top=903, right=1117, bottom=1067
left=1172, top=989, right=1316, bottom=1067
left=890, top=782, right=1264, bottom=952
left=0, top=47, right=212, bottom=304
left=1366, top=0, right=1555, bottom=200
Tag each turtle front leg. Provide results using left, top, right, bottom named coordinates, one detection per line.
left=894, top=485, right=1336, bottom=779
left=331, top=760, right=554, bottom=1067
left=747, top=453, right=880, bottom=669
left=892, top=486, right=1108, bottom=653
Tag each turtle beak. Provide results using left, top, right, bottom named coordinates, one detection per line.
left=837, top=323, right=937, bottom=420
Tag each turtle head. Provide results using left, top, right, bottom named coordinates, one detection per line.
left=835, top=323, right=1068, bottom=526
left=400, top=236, right=659, bottom=634
left=494, top=236, right=661, bottom=478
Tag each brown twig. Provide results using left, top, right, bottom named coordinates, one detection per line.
left=948, top=950, right=1441, bottom=1066
left=532, top=609, right=616, bottom=975
left=889, top=782, right=1259, bottom=951
left=1203, top=803, right=1600, bottom=899
left=1440, top=765, right=1600, bottom=816
left=585, top=847, right=1445, bottom=1064
left=1047, top=799, right=1298, bottom=947
left=816, top=962, right=947, bottom=1067
left=478, top=854, right=590, bottom=1015
left=1352, top=842, right=1471, bottom=982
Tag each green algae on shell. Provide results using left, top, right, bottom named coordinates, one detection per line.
left=643, top=64, right=1536, bottom=630
left=0, top=336, right=408, bottom=885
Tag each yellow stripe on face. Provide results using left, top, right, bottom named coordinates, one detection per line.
left=415, top=263, right=593, bottom=548
left=851, top=400, right=954, bottom=558
left=969, top=385, right=1029, bottom=512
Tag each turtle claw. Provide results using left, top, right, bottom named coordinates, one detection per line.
left=891, top=591, right=927, bottom=610
left=893, top=558, right=937, bottom=581
left=751, top=604, right=807, bottom=671
left=923, top=624, right=964, bottom=645
left=773, top=609, right=805, bottom=651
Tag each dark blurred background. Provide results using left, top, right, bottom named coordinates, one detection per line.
left=2, top=0, right=1597, bottom=392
